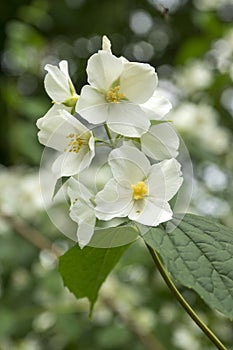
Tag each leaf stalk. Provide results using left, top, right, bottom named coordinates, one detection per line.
left=145, top=243, right=227, bottom=350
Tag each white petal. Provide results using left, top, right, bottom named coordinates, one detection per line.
left=59, top=60, right=76, bottom=95
left=70, top=202, right=96, bottom=248
left=87, top=51, right=123, bottom=90
left=107, top=103, right=150, bottom=137
left=59, top=60, right=69, bottom=77
left=147, top=159, right=183, bottom=201
left=37, top=115, right=72, bottom=151
left=120, top=62, right=158, bottom=104
left=52, top=147, right=94, bottom=178
left=141, top=123, right=179, bottom=160
left=36, top=104, right=71, bottom=129
left=88, top=132, right=95, bottom=152
left=68, top=177, right=93, bottom=203
left=76, top=85, right=108, bottom=124
left=58, top=109, right=90, bottom=133
left=37, top=110, right=90, bottom=151
left=77, top=219, right=96, bottom=248
left=44, top=63, right=71, bottom=103
left=102, top=35, right=112, bottom=53
left=95, top=179, right=133, bottom=221
left=108, top=145, right=151, bottom=185
left=142, top=92, right=172, bottom=120
left=129, top=198, right=172, bottom=226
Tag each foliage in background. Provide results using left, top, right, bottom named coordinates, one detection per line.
left=0, top=0, right=233, bottom=349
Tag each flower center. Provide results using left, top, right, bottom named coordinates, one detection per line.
left=106, top=85, right=125, bottom=103
left=64, top=133, right=88, bottom=153
left=131, top=181, right=148, bottom=200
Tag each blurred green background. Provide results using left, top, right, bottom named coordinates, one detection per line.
left=0, top=0, right=233, bottom=349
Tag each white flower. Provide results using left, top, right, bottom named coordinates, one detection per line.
left=141, top=123, right=179, bottom=160
left=37, top=109, right=95, bottom=178
left=76, top=48, right=158, bottom=137
left=68, top=178, right=96, bottom=248
left=44, top=60, right=78, bottom=109
left=95, top=145, right=183, bottom=226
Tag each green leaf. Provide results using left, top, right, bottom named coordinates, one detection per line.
left=90, top=224, right=138, bottom=248
left=143, top=214, right=233, bottom=319
left=59, top=243, right=130, bottom=315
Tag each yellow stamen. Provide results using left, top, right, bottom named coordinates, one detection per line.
left=106, top=85, right=125, bottom=103
left=64, top=133, right=88, bottom=153
left=131, top=181, right=148, bottom=200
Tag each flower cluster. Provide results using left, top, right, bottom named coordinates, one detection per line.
left=37, top=36, right=183, bottom=248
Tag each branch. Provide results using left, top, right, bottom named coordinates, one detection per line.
left=2, top=214, right=62, bottom=257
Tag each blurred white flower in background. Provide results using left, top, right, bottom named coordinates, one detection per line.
left=173, top=325, right=200, bottom=350
left=0, top=166, right=58, bottom=236
left=174, top=60, right=213, bottom=95
left=169, top=102, right=230, bottom=154
left=202, top=163, right=228, bottom=191
left=208, top=28, right=233, bottom=73
left=194, top=0, right=230, bottom=11
left=0, top=167, right=44, bottom=219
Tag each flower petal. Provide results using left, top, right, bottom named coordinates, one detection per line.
left=87, top=51, right=123, bottom=91
left=102, top=35, right=112, bottom=53
left=141, top=123, right=179, bottom=160
left=129, top=198, right=172, bottom=226
left=44, top=61, right=71, bottom=103
left=37, top=115, right=72, bottom=151
left=120, top=62, right=158, bottom=104
left=59, top=109, right=90, bottom=133
left=108, top=145, right=151, bottom=185
left=70, top=201, right=96, bottom=248
left=59, top=60, right=69, bottom=77
left=141, top=91, right=172, bottom=120
left=107, top=103, right=150, bottom=137
left=37, top=109, right=91, bottom=151
left=95, top=179, right=133, bottom=221
left=68, top=177, right=93, bottom=204
left=52, top=146, right=94, bottom=178
left=147, top=159, right=183, bottom=201
left=68, top=178, right=95, bottom=248
left=76, top=85, right=109, bottom=124
left=36, top=104, right=71, bottom=129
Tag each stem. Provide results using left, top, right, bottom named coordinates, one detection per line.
left=104, top=123, right=114, bottom=146
left=145, top=244, right=227, bottom=350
